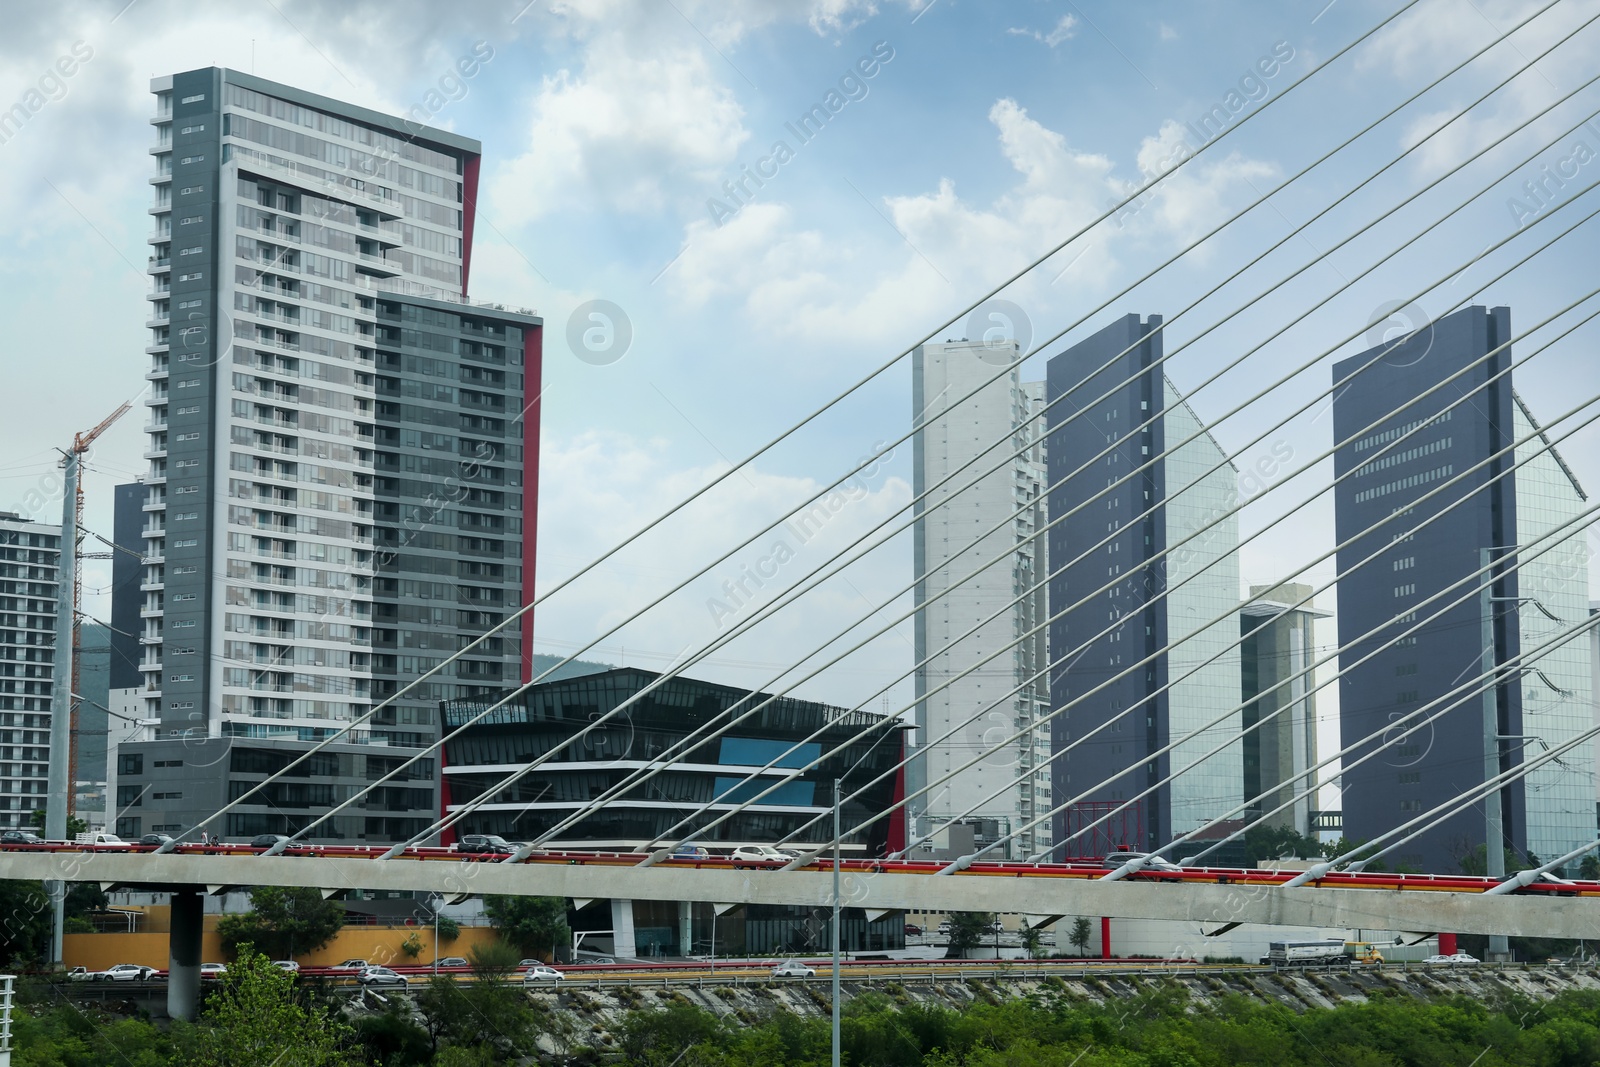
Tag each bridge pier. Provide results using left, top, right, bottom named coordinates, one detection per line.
left=167, top=889, right=203, bottom=1022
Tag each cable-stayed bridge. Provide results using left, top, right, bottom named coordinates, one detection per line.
left=11, top=0, right=1600, bottom=1027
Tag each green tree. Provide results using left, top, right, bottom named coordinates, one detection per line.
left=192, top=947, right=357, bottom=1066
left=1019, top=920, right=1043, bottom=959
left=1455, top=843, right=1534, bottom=877
left=216, top=885, right=344, bottom=960
left=1069, top=917, right=1093, bottom=957
left=1241, top=823, right=1324, bottom=866
left=415, top=953, right=545, bottom=1060
left=0, top=880, right=51, bottom=965
left=435, top=914, right=461, bottom=942
left=945, top=912, right=994, bottom=957
left=1580, top=852, right=1600, bottom=881
left=618, top=1003, right=726, bottom=1066
left=483, top=894, right=569, bottom=961
left=29, top=807, right=87, bottom=839
left=352, top=1004, right=432, bottom=1067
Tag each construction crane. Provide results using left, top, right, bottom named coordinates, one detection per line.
left=62, top=401, right=132, bottom=817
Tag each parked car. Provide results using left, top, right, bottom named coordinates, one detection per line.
left=771, top=961, right=816, bottom=978
left=272, top=960, right=300, bottom=972
left=522, top=965, right=565, bottom=983
left=249, top=833, right=309, bottom=853
left=1, top=829, right=43, bottom=846
left=730, top=845, right=793, bottom=864
left=988, top=919, right=1005, bottom=934
left=199, top=963, right=227, bottom=979
left=434, top=957, right=469, bottom=968
left=937, top=921, right=952, bottom=936
left=673, top=844, right=711, bottom=859
left=457, top=834, right=516, bottom=855
left=903, top=924, right=923, bottom=937
left=97, top=964, right=157, bottom=982
left=358, top=966, right=408, bottom=986
left=140, top=833, right=175, bottom=847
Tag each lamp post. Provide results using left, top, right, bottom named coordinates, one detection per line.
left=832, top=778, right=841, bottom=1067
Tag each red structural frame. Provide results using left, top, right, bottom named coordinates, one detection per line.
left=460, top=154, right=481, bottom=296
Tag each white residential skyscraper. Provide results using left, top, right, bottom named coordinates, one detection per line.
left=911, top=340, right=1051, bottom=860
left=0, top=512, right=59, bottom=831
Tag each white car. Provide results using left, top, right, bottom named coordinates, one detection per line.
left=199, top=963, right=227, bottom=979
left=771, top=961, right=816, bottom=978
left=272, top=960, right=300, bottom=972
left=731, top=845, right=793, bottom=864
left=97, top=964, right=157, bottom=982
left=358, top=966, right=408, bottom=986
left=1422, top=952, right=1480, bottom=964
left=522, top=965, right=565, bottom=983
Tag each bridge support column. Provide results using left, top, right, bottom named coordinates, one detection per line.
left=1438, top=932, right=1457, bottom=956
left=611, top=899, right=637, bottom=959
left=167, top=889, right=203, bottom=1022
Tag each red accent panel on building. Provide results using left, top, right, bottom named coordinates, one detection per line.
left=438, top=745, right=456, bottom=847
left=460, top=154, right=481, bottom=296
left=520, top=323, right=543, bottom=685
left=887, top=738, right=907, bottom=855
left=1438, top=932, right=1457, bottom=956
left=1101, top=916, right=1112, bottom=960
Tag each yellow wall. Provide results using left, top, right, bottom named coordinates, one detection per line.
left=65, top=923, right=504, bottom=970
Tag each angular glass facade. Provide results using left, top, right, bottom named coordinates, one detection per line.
left=441, top=668, right=907, bottom=854
left=1510, top=396, right=1594, bottom=867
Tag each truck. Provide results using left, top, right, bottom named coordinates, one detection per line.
left=74, top=832, right=126, bottom=847
left=1263, top=939, right=1349, bottom=965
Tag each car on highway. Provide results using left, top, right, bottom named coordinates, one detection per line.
left=771, top=961, right=816, bottom=978
left=333, top=959, right=372, bottom=972
left=434, top=957, right=469, bottom=968
left=575, top=956, right=616, bottom=965
left=140, top=833, right=175, bottom=847
left=249, top=833, right=310, bottom=853
left=64, top=966, right=92, bottom=981
left=1100, top=849, right=1184, bottom=878
left=272, top=960, right=300, bottom=972
left=200, top=963, right=227, bottom=979
left=1422, top=952, right=1480, bottom=964
left=730, top=845, right=793, bottom=864
left=0, top=829, right=43, bottom=846
left=457, top=834, right=516, bottom=856
left=358, top=967, right=408, bottom=986
left=96, top=964, right=158, bottom=982
left=522, top=965, right=565, bottom=983
left=673, top=844, right=711, bottom=859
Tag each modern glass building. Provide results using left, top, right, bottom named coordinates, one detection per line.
left=111, top=68, right=540, bottom=843
left=440, top=667, right=909, bottom=855
left=1331, top=305, right=1593, bottom=874
left=0, top=512, right=59, bottom=831
left=910, top=340, right=1051, bottom=860
left=1046, top=314, right=1242, bottom=857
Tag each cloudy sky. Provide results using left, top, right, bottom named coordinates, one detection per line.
left=2, top=0, right=1598, bottom=766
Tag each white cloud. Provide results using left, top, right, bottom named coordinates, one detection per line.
left=1006, top=14, right=1079, bottom=47
left=487, top=40, right=748, bottom=225
left=669, top=98, right=1275, bottom=347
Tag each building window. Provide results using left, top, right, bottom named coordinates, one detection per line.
left=117, top=753, right=143, bottom=776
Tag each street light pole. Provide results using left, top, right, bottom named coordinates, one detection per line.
left=1479, top=548, right=1510, bottom=963
left=832, top=778, right=841, bottom=1067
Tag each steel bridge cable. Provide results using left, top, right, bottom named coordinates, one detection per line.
left=475, top=16, right=1600, bottom=858
left=1063, top=487, right=1600, bottom=873
left=826, top=341, right=1600, bottom=870
left=1152, top=604, right=1600, bottom=877
left=952, top=383, right=1600, bottom=871
left=1121, top=541, right=1600, bottom=873
left=183, top=1, right=1436, bottom=858
left=643, top=187, right=1600, bottom=863
left=222, top=2, right=1523, bottom=857
left=829, top=303, right=1600, bottom=864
